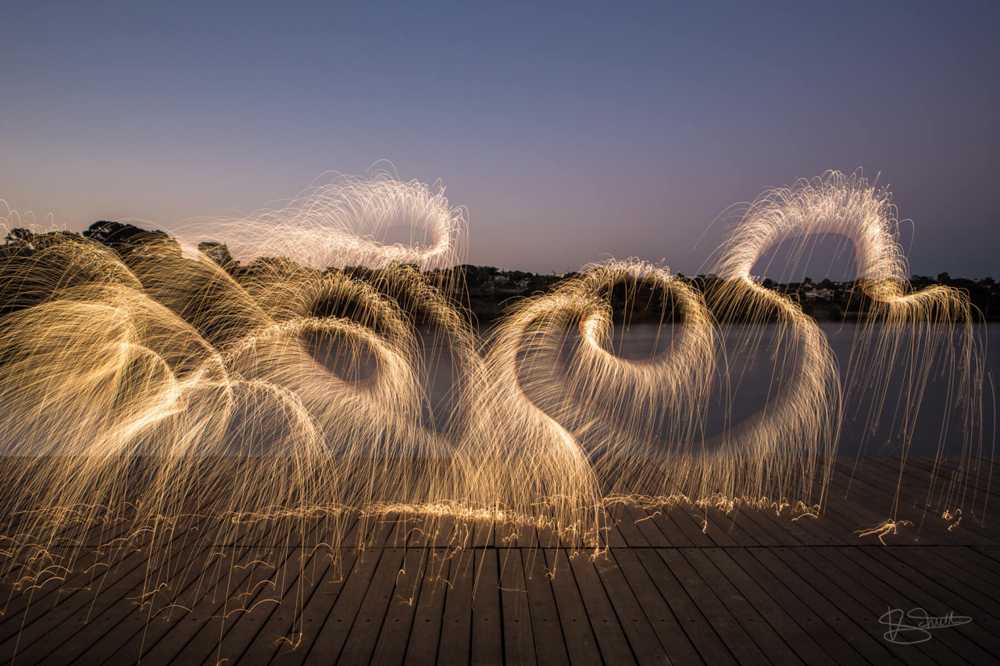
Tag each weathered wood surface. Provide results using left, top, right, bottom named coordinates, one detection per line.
left=1, top=457, right=998, bottom=664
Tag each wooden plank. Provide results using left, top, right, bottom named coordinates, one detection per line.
left=840, top=545, right=999, bottom=662
left=702, top=548, right=835, bottom=665
left=832, top=459, right=991, bottom=546
left=602, top=505, right=628, bottom=549
left=523, top=546, right=570, bottom=665
left=821, top=466, right=937, bottom=546
left=567, top=552, right=634, bottom=665
left=471, top=548, right=503, bottom=665
left=0, top=549, right=140, bottom=651
left=972, top=546, right=1000, bottom=567
left=0, top=509, right=208, bottom=642
left=769, top=545, right=934, bottom=665
left=5, top=455, right=1000, bottom=664
left=0, top=476, right=260, bottom=662
left=162, top=514, right=332, bottom=665
left=209, top=531, right=327, bottom=664
left=608, top=504, right=650, bottom=548
left=680, top=548, right=803, bottom=665
left=499, top=548, right=537, bottom=666
left=262, top=549, right=359, bottom=665
left=727, top=509, right=785, bottom=547
left=368, top=546, right=432, bottom=665
left=294, top=516, right=398, bottom=663
left=1, top=512, right=230, bottom=663
left=331, top=545, right=407, bottom=664
left=0, top=515, right=136, bottom=623
left=645, top=507, right=692, bottom=548
left=472, top=516, right=494, bottom=549
left=544, top=549, right=601, bottom=665
left=16, top=545, right=212, bottom=664
left=864, top=457, right=1000, bottom=543
left=935, top=546, right=1000, bottom=589
left=734, top=507, right=811, bottom=549
left=745, top=547, right=902, bottom=665
left=628, top=507, right=671, bottom=547
left=792, top=546, right=954, bottom=665
left=61, top=543, right=240, bottom=664
left=437, top=549, right=474, bottom=665
left=874, top=547, right=1000, bottom=630
left=403, top=548, right=450, bottom=664
left=908, top=457, right=1000, bottom=510
left=632, top=548, right=734, bottom=666
left=604, top=547, right=697, bottom=663
left=235, top=540, right=350, bottom=661
left=656, top=548, right=768, bottom=666
left=665, top=507, right=716, bottom=547
left=871, top=543, right=1000, bottom=618
left=430, top=515, right=460, bottom=548
left=694, top=508, right=743, bottom=548
left=264, top=512, right=363, bottom=665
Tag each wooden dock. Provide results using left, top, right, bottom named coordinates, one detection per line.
left=1, top=457, right=998, bottom=664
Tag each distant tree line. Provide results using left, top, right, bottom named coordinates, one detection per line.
left=4, top=222, right=999, bottom=324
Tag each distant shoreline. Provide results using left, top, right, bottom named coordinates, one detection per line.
left=5, top=221, right=998, bottom=322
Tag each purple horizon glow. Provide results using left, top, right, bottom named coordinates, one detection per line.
left=1, top=2, right=997, bottom=277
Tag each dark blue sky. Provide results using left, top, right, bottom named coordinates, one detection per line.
left=2, top=1, right=997, bottom=275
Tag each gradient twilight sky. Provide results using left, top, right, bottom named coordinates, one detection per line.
left=2, top=1, right=998, bottom=276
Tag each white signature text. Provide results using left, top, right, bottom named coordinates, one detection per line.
left=879, top=607, right=972, bottom=645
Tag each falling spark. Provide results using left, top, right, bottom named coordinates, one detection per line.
left=0, top=170, right=987, bottom=654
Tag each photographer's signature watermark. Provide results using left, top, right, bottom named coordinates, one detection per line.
left=879, top=607, right=972, bottom=645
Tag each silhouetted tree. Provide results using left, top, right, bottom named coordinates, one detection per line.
left=4, top=228, right=34, bottom=246
left=84, top=220, right=178, bottom=256
left=198, top=241, right=235, bottom=269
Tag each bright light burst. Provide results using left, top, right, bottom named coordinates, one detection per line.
left=0, top=170, right=987, bottom=648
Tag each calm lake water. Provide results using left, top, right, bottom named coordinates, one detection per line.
left=13, top=321, right=995, bottom=459
left=415, top=322, right=999, bottom=458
